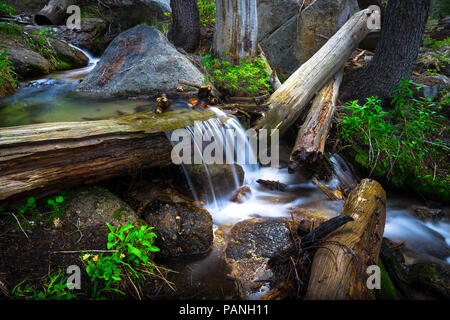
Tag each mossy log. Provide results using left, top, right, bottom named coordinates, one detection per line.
left=0, top=109, right=217, bottom=201
left=35, top=0, right=75, bottom=25
left=288, top=71, right=343, bottom=172
left=305, top=179, right=386, bottom=300
left=255, top=8, right=379, bottom=136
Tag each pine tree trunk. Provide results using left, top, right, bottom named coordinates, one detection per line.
left=214, top=0, right=258, bottom=64
left=168, top=0, right=200, bottom=52
left=348, top=0, right=430, bottom=102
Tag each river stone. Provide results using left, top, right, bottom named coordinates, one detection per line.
left=185, top=164, right=245, bottom=202
left=144, top=200, right=213, bottom=257
left=64, top=185, right=141, bottom=229
left=76, top=25, right=205, bottom=96
left=225, top=218, right=294, bottom=299
left=0, top=35, right=51, bottom=77
left=258, top=0, right=358, bottom=76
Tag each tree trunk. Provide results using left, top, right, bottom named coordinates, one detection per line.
left=305, top=179, right=386, bottom=300
left=254, top=8, right=378, bottom=136
left=288, top=70, right=343, bottom=172
left=214, top=0, right=258, bottom=64
left=0, top=109, right=217, bottom=202
left=346, top=0, right=431, bottom=102
left=35, top=0, right=75, bottom=25
left=168, top=0, right=200, bottom=52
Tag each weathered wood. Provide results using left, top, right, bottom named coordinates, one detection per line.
left=0, top=109, right=217, bottom=201
left=255, top=8, right=378, bottom=136
left=257, top=44, right=281, bottom=91
left=214, top=0, right=258, bottom=64
left=288, top=70, right=343, bottom=172
left=34, top=0, right=75, bottom=25
left=305, top=179, right=386, bottom=300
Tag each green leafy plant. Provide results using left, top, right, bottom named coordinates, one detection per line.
left=198, top=0, right=216, bottom=27
left=0, top=48, right=17, bottom=88
left=12, top=269, right=81, bottom=300
left=47, top=195, right=65, bottom=216
left=18, top=196, right=37, bottom=215
left=0, top=21, right=22, bottom=37
left=80, top=222, right=160, bottom=299
left=202, top=55, right=271, bottom=96
left=337, top=79, right=449, bottom=201
left=0, top=3, right=16, bottom=17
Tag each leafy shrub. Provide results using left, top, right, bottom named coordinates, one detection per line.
left=202, top=55, right=271, bottom=96
left=337, top=79, right=449, bottom=201
left=0, top=21, right=21, bottom=37
left=198, top=0, right=215, bottom=27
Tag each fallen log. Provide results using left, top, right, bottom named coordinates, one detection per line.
left=288, top=70, right=343, bottom=172
left=34, top=0, right=75, bottom=25
left=255, top=8, right=379, bottom=136
left=305, top=179, right=386, bottom=300
left=0, top=109, right=217, bottom=201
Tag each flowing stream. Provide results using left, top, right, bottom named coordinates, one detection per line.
left=1, top=45, right=449, bottom=298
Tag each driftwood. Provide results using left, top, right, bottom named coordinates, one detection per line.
left=311, top=177, right=343, bottom=201
left=178, top=80, right=212, bottom=99
left=0, top=109, right=217, bottom=201
left=255, top=8, right=379, bottom=136
left=256, top=179, right=287, bottom=191
left=305, top=179, right=386, bottom=300
left=34, top=0, right=75, bottom=25
left=288, top=70, right=343, bottom=172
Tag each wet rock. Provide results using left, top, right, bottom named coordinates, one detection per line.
left=185, top=164, right=244, bottom=201
left=412, top=205, right=448, bottom=222
left=102, top=0, right=171, bottom=21
left=0, top=35, right=51, bottom=77
left=381, top=238, right=450, bottom=300
left=225, top=218, right=294, bottom=299
left=0, top=29, right=88, bottom=78
left=76, top=25, right=205, bottom=96
left=64, top=185, right=142, bottom=229
left=144, top=200, right=213, bottom=257
left=258, top=0, right=358, bottom=76
left=230, top=186, right=251, bottom=203
left=53, top=18, right=108, bottom=54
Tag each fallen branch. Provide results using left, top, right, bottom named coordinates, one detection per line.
left=255, top=8, right=378, bottom=136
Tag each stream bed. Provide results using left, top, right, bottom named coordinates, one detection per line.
left=0, top=47, right=449, bottom=299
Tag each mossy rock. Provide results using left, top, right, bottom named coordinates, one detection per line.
left=64, top=185, right=143, bottom=229
left=376, top=260, right=399, bottom=300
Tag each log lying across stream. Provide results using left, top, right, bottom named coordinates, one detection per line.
left=0, top=109, right=217, bottom=201
left=255, top=8, right=379, bottom=136
left=305, top=179, right=386, bottom=300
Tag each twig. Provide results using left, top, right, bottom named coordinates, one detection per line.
left=51, top=249, right=118, bottom=254
left=10, top=213, right=29, bottom=239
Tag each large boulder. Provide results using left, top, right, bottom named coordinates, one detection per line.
left=143, top=200, right=213, bottom=257
left=76, top=25, right=205, bottom=96
left=258, top=0, right=359, bottom=76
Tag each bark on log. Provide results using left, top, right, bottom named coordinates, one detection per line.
left=288, top=70, right=343, bottom=172
left=214, top=0, right=258, bottom=64
left=255, top=8, right=379, bottom=136
left=305, top=179, right=386, bottom=300
left=35, top=0, right=75, bottom=25
left=0, top=109, right=217, bottom=201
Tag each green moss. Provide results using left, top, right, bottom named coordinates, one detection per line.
left=410, top=263, right=438, bottom=281
left=376, top=260, right=399, bottom=300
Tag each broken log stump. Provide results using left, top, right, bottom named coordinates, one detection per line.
left=305, top=178, right=386, bottom=300
left=288, top=71, right=343, bottom=172
left=35, top=0, right=75, bottom=25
